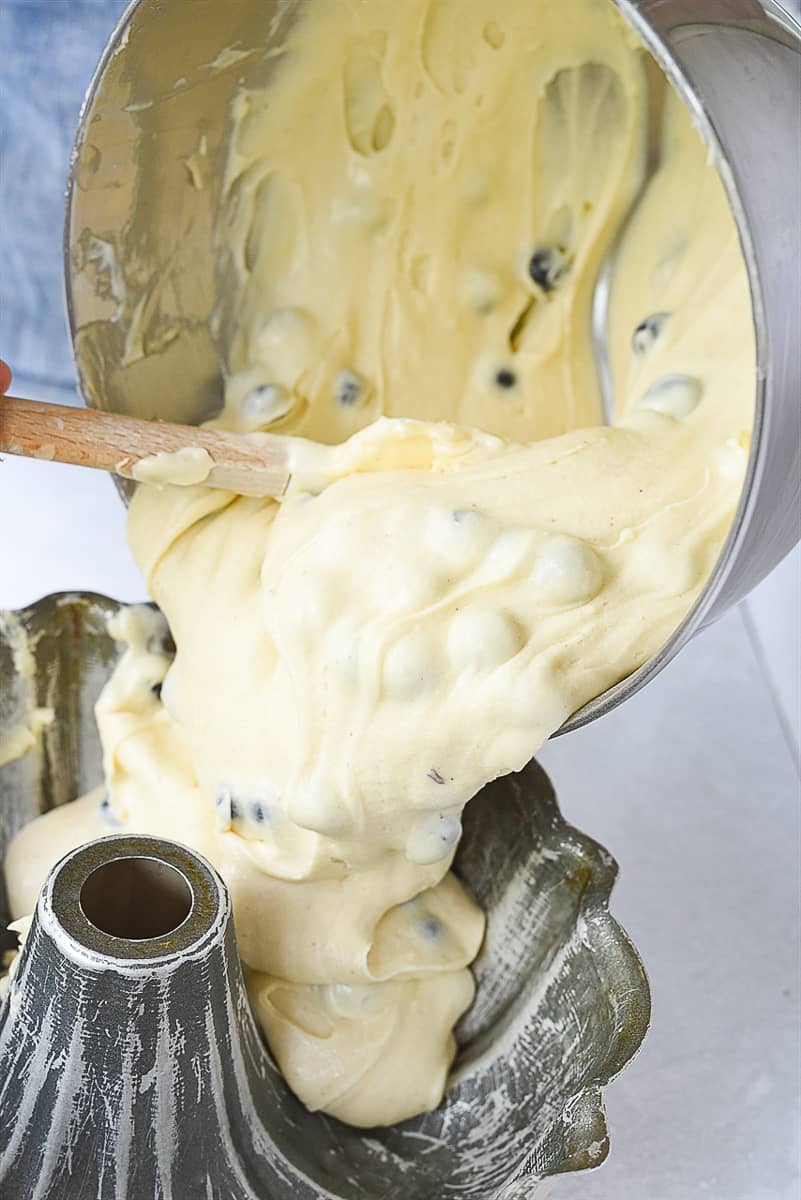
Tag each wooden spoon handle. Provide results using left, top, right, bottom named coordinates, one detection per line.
left=0, top=396, right=291, bottom=499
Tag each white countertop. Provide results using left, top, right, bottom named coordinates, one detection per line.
left=542, top=608, right=801, bottom=1200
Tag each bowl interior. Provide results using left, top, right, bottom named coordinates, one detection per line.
left=65, top=0, right=786, bottom=739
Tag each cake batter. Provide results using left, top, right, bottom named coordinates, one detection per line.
left=3, top=0, right=755, bottom=1128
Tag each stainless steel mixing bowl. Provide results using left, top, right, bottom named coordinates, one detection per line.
left=64, top=0, right=801, bottom=732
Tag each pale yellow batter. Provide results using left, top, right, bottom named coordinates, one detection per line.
left=3, top=0, right=754, bottom=1129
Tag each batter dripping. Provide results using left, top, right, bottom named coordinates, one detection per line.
left=4, top=0, right=754, bottom=1127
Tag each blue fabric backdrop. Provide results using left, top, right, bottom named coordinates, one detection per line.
left=0, top=0, right=129, bottom=398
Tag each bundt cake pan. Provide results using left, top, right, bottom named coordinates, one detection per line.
left=0, top=593, right=650, bottom=1199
